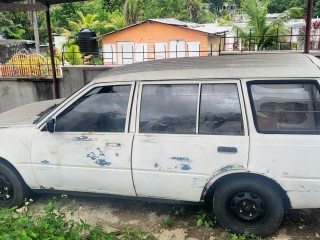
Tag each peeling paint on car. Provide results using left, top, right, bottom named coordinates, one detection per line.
left=95, top=159, right=111, bottom=166
left=171, top=157, right=191, bottom=162
left=213, top=165, right=245, bottom=176
left=40, top=160, right=50, bottom=164
left=181, top=164, right=191, bottom=171
left=86, top=148, right=111, bottom=167
left=73, top=135, right=89, bottom=141
left=154, top=163, right=159, bottom=168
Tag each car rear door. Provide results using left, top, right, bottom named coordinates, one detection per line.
left=132, top=80, right=249, bottom=201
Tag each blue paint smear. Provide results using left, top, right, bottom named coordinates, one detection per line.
left=154, top=163, right=159, bottom=168
left=74, top=135, right=89, bottom=141
left=181, top=164, right=191, bottom=171
left=87, top=152, right=96, bottom=160
left=87, top=149, right=111, bottom=167
left=97, top=148, right=105, bottom=156
left=95, top=159, right=111, bottom=166
left=41, top=160, right=50, bottom=164
left=171, top=157, right=191, bottom=162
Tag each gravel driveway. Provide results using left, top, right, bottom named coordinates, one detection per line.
left=28, top=193, right=320, bottom=240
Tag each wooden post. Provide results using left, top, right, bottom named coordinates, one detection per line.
left=305, top=0, right=314, bottom=53
left=45, top=4, right=59, bottom=99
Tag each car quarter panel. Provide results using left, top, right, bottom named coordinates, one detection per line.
left=242, top=79, right=320, bottom=209
left=0, top=126, right=38, bottom=188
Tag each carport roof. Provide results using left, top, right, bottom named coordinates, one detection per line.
left=0, top=0, right=88, bottom=11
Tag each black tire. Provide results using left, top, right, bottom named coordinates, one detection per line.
left=0, top=163, right=27, bottom=209
left=213, top=177, right=284, bottom=237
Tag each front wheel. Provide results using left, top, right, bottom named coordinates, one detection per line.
left=213, top=177, right=284, bottom=237
left=0, top=164, right=27, bottom=209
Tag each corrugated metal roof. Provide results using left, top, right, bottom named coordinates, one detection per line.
left=187, top=23, right=231, bottom=35
left=93, top=53, right=320, bottom=82
left=150, top=18, right=189, bottom=27
left=97, top=18, right=230, bottom=38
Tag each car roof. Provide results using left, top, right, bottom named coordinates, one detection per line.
left=93, top=53, right=320, bottom=83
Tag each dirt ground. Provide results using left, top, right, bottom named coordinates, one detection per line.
left=29, top=193, right=320, bottom=240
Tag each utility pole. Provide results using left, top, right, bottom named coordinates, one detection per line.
left=304, top=0, right=314, bottom=54
left=32, top=0, right=40, bottom=54
left=28, top=0, right=40, bottom=54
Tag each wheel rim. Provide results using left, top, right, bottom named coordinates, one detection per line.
left=0, top=173, right=13, bottom=203
left=229, top=191, right=266, bottom=223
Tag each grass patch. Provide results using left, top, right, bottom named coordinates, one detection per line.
left=0, top=197, right=155, bottom=240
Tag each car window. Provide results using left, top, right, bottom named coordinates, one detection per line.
left=250, top=82, right=320, bottom=132
left=199, top=84, right=244, bottom=135
left=139, top=84, right=198, bottom=134
left=55, top=85, right=131, bottom=132
left=139, top=83, right=244, bottom=135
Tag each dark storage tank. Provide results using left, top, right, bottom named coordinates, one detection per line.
left=78, top=28, right=98, bottom=55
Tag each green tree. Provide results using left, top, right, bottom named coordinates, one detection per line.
left=107, top=9, right=126, bottom=29
left=268, top=0, right=307, bottom=15
left=221, top=0, right=303, bottom=50
left=0, top=12, right=32, bottom=40
left=204, top=0, right=225, bottom=13
left=139, top=0, right=190, bottom=21
left=313, top=0, right=320, bottom=17
left=123, top=0, right=142, bottom=25
left=101, top=0, right=125, bottom=12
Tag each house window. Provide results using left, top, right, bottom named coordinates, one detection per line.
left=55, top=85, right=131, bottom=132
left=250, top=82, right=320, bottom=132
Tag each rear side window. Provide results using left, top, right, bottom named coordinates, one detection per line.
left=249, top=82, right=320, bottom=133
left=139, top=85, right=198, bottom=134
left=139, top=83, right=244, bottom=135
left=200, top=84, right=243, bottom=135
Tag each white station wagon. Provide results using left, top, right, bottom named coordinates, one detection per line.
left=1, top=53, right=320, bottom=236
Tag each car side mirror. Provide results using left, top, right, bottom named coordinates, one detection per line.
left=46, top=118, right=55, bottom=133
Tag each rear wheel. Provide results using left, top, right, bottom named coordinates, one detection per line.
left=0, top=164, right=27, bottom=208
left=213, top=177, right=284, bottom=237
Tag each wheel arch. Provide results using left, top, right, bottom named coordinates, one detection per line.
left=0, top=157, right=29, bottom=189
left=202, top=173, right=291, bottom=210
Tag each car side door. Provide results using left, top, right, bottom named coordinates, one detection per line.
left=31, top=82, right=136, bottom=196
left=132, top=80, right=249, bottom=201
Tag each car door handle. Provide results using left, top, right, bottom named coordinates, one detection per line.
left=217, top=146, right=237, bottom=153
left=106, top=143, right=121, bottom=148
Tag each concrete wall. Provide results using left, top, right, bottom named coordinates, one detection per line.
left=58, top=65, right=113, bottom=98
left=0, top=78, right=53, bottom=113
left=0, top=66, right=113, bottom=113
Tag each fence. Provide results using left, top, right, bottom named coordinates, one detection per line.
left=220, top=29, right=320, bottom=51
left=0, top=54, right=62, bottom=78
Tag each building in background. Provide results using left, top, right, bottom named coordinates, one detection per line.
left=98, top=19, right=230, bottom=65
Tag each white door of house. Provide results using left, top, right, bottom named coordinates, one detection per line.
left=187, top=42, right=200, bottom=57
left=155, top=43, right=167, bottom=60
left=169, top=40, right=185, bottom=58
left=117, top=42, right=134, bottom=65
left=103, top=44, right=116, bottom=64
left=135, top=43, right=147, bottom=63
